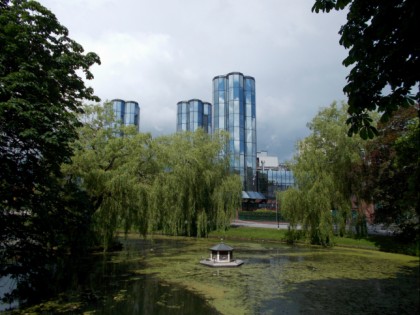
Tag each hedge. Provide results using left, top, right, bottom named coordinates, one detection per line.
left=238, top=210, right=283, bottom=222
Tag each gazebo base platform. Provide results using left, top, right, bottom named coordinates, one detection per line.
left=199, top=259, right=244, bottom=267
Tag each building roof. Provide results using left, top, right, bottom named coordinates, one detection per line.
left=242, top=191, right=266, bottom=200
left=257, top=151, right=279, bottom=169
left=210, top=243, right=234, bottom=251
left=226, top=71, right=244, bottom=77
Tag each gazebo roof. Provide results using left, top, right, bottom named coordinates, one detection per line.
left=210, top=243, right=234, bottom=251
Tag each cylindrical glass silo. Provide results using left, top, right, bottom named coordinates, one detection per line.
left=244, top=76, right=256, bottom=190
left=203, top=102, right=212, bottom=134
left=212, top=72, right=256, bottom=191
left=177, top=100, right=189, bottom=132
left=111, top=99, right=140, bottom=133
left=112, top=99, right=125, bottom=123
left=188, top=99, right=204, bottom=132
left=124, top=100, right=140, bottom=132
left=176, top=99, right=212, bottom=134
left=213, top=75, right=227, bottom=131
left=227, top=72, right=245, bottom=180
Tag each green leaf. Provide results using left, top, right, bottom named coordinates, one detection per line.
left=313, top=0, right=419, bottom=140
left=360, top=127, right=368, bottom=140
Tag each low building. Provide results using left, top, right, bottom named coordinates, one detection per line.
left=256, top=151, right=294, bottom=208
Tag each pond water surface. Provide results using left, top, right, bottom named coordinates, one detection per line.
left=2, top=234, right=419, bottom=314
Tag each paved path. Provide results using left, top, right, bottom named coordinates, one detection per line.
left=231, top=219, right=290, bottom=229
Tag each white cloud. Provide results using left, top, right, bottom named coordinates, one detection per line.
left=39, top=0, right=349, bottom=160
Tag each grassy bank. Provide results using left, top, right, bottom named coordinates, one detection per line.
left=209, top=226, right=419, bottom=256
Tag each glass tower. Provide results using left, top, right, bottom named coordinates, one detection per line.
left=213, top=72, right=256, bottom=190
left=111, top=99, right=140, bottom=132
left=176, top=99, right=212, bottom=134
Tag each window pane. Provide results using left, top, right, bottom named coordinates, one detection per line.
left=218, top=91, right=225, bottom=103
left=233, top=88, right=239, bottom=101
left=233, top=113, right=240, bottom=126
left=234, top=100, right=240, bottom=114
left=218, top=78, right=225, bottom=90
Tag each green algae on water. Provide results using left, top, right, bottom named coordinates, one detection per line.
left=130, top=235, right=419, bottom=315
left=9, top=234, right=418, bottom=315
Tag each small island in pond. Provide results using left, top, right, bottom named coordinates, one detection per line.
left=200, top=242, right=244, bottom=267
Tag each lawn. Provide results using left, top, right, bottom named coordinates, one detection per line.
left=209, top=226, right=419, bottom=256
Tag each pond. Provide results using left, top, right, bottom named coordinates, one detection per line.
left=2, top=234, right=419, bottom=314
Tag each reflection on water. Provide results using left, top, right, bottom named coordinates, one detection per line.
left=0, top=275, right=19, bottom=311
left=0, top=240, right=219, bottom=314
left=85, top=276, right=219, bottom=315
left=1, top=236, right=418, bottom=314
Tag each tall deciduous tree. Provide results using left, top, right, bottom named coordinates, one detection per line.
left=149, top=129, right=242, bottom=237
left=63, top=103, right=156, bottom=250
left=65, top=105, right=242, bottom=246
left=280, top=102, right=366, bottom=245
left=361, top=106, right=419, bottom=240
left=0, top=0, right=100, bottom=283
left=312, top=0, right=419, bottom=138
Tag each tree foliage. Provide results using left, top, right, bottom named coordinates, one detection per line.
left=0, top=0, right=100, bottom=276
left=280, top=102, right=366, bottom=245
left=64, top=104, right=242, bottom=248
left=149, top=130, right=242, bottom=237
left=312, top=0, right=420, bottom=138
left=361, top=106, right=419, bottom=239
left=62, top=103, right=156, bottom=250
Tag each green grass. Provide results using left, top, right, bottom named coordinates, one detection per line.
left=331, top=236, right=378, bottom=248
left=209, top=226, right=288, bottom=242
left=209, top=226, right=419, bottom=256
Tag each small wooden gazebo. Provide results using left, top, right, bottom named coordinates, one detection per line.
left=200, top=241, right=243, bottom=267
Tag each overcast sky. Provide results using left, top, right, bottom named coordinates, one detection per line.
left=39, top=0, right=349, bottom=161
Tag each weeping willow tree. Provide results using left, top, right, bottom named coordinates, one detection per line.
left=149, top=129, right=242, bottom=237
left=280, top=102, right=367, bottom=245
left=62, top=103, right=157, bottom=250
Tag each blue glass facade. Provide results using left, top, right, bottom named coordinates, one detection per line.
left=112, top=99, right=125, bottom=123
left=176, top=99, right=212, bottom=134
left=256, top=167, right=295, bottom=198
left=111, top=99, right=140, bottom=132
left=213, top=72, right=256, bottom=190
left=177, top=100, right=189, bottom=132
left=203, top=102, right=212, bottom=134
